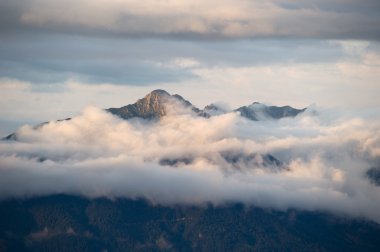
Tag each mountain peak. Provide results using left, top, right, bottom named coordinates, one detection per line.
left=107, top=90, right=171, bottom=120
left=139, top=89, right=171, bottom=106
left=107, top=89, right=206, bottom=120
left=106, top=90, right=305, bottom=121
left=146, top=89, right=170, bottom=97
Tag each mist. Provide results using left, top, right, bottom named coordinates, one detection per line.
left=1, top=104, right=380, bottom=224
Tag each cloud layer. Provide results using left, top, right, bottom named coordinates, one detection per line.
left=1, top=0, right=380, bottom=39
left=1, top=105, right=380, bottom=224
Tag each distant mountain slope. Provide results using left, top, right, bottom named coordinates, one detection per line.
left=1, top=194, right=380, bottom=252
left=235, top=102, right=306, bottom=121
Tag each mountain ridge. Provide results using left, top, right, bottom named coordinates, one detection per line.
left=106, top=89, right=307, bottom=121
left=3, top=89, right=307, bottom=141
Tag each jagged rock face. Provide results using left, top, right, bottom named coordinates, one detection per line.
left=107, top=89, right=171, bottom=120
left=235, top=102, right=306, bottom=121
left=107, top=89, right=209, bottom=120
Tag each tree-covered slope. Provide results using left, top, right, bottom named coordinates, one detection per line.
left=1, top=195, right=380, bottom=252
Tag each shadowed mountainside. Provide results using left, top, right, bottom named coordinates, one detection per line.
left=1, top=194, right=380, bottom=252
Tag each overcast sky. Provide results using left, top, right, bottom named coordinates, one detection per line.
left=1, top=0, right=380, bottom=135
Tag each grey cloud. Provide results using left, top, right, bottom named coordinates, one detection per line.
left=1, top=0, right=379, bottom=40
left=0, top=60, right=196, bottom=85
left=0, top=35, right=198, bottom=85
left=1, top=105, right=380, bottom=223
left=0, top=33, right=349, bottom=85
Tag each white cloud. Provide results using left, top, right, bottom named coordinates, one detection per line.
left=1, top=105, right=380, bottom=223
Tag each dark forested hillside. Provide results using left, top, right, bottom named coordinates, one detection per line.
left=1, top=195, right=380, bottom=252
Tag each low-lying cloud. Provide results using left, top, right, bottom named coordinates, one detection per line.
left=1, top=105, right=380, bottom=224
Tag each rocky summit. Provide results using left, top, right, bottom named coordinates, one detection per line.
left=107, top=89, right=207, bottom=120
left=2, top=89, right=307, bottom=141
left=106, top=89, right=306, bottom=121
left=107, top=89, right=172, bottom=120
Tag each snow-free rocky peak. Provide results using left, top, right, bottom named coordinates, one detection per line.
left=107, top=90, right=306, bottom=121
left=107, top=89, right=205, bottom=119
left=3, top=89, right=308, bottom=140
left=235, top=102, right=306, bottom=121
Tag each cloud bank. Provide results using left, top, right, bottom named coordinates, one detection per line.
left=1, top=105, right=380, bottom=224
left=1, top=0, right=380, bottom=40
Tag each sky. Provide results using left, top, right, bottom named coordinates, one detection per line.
left=1, top=0, right=380, bottom=223
left=1, top=0, right=380, bottom=135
